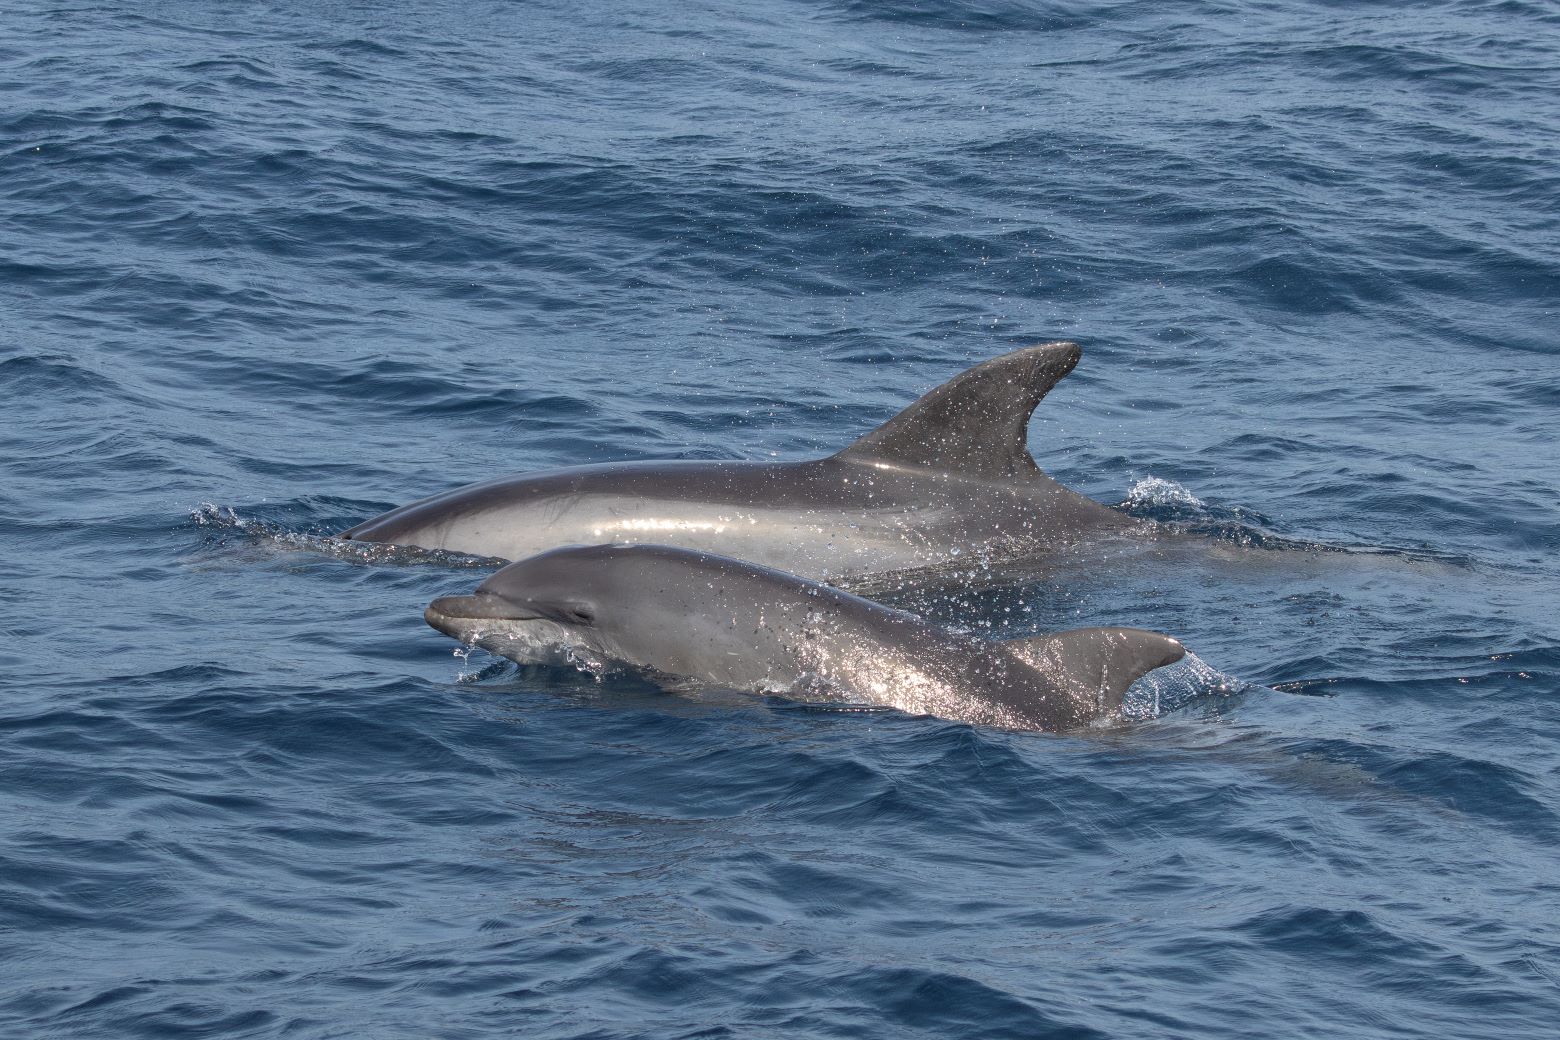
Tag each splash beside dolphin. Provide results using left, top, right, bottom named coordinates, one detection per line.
left=343, top=342, right=1149, bottom=581
left=425, top=544, right=1186, bottom=733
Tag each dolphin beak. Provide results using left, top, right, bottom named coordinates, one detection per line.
left=426, top=594, right=544, bottom=622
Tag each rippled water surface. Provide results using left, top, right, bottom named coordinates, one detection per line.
left=5, top=1, right=1560, bottom=1037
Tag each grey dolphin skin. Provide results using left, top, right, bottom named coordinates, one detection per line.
left=344, top=343, right=1147, bottom=581
left=425, top=544, right=1186, bottom=733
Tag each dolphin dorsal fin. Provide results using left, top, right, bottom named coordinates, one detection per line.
left=1001, top=626, right=1185, bottom=717
left=833, top=342, right=1082, bottom=479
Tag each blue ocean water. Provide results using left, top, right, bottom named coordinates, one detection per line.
left=4, top=0, right=1559, bottom=1036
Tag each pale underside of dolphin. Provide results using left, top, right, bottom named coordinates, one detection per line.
left=424, top=544, right=1186, bottom=734
left=343, top=342, right=1148, bottom=581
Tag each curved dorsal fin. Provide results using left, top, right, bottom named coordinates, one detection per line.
left=833, top=342, right=1081, bottom=479
left=1001, top=626, right=1185, bottom=719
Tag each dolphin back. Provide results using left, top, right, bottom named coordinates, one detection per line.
left=999, top=627, right=1186, bottom=721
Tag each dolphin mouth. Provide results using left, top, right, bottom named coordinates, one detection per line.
left=426, top=594, right=544, bottom=622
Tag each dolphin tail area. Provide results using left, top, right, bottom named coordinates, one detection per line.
left=1000, top=626, right=1186, bottom=718
left=832, top=341, right=1081, bottom=479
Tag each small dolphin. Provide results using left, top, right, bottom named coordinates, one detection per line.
left=424, top=544, right=1186, bottom=733
left=344, top=342, right=1147, bottom=580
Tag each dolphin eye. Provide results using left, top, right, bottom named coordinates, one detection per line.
left=564, top=605, right=596, bottom=625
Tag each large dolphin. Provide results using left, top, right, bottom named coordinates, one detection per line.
left=424, top=544, right=1186, bottom=733
left=343, top=342, right=1147, bottom=581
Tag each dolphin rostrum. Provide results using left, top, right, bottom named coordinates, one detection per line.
left=344, top=342, right=1147, bottom=581
left=424, top=544, right=1186, bottom=733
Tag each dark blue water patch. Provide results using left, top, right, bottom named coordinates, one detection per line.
left=826, top=0, right=1094, bottom=33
